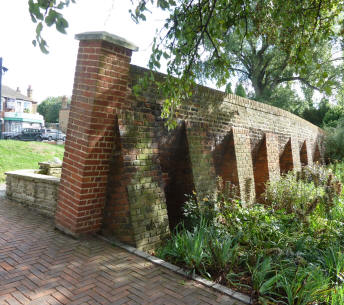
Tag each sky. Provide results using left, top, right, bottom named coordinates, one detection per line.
left=0, top=0, right=167, bottom=102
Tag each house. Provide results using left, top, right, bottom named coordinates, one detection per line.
left=0, top=85, right=44, bottom=133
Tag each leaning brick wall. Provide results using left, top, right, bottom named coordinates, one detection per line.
left=57, top=32, right=325, bottom=251
left=125, top=65, right=324, bottom=199
left=101, top=65, right=325, bottom=249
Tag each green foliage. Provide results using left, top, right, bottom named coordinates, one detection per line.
left=207, top=228, right=239, bottom=272
left=29, top=0, right=75, bottom=53
left=259, top=84, right=306, bottom=116
left=330, top=162, right=344, bottom=184
left=0, top=140, right=64, bottom=182
left=264, top=165, right=342, bottom=220
left=130, top=0, right=344, bottom=126
left=278, top=265, right=329, bottom=305
left=323, top=106, right=344, bottom=128
left=302, top=99, right=331, bottom=127
left=249, top=257, right=280, bottom=304
left=157, top=218, right=240, bottom=278
left=234, top=83, right=246, bottom=98
left=319, top=246, right=344, bottom=286
left=158, top=163, right=344, bottom=303
left=301, top=99, right=344, bottom=128
left=325, top=118, right=344, bottom=162
left=224, top=82, right=233, bottom=94
left=157, top=218, right=210, bottom=275
left=38, top=96, right=69, bottom=123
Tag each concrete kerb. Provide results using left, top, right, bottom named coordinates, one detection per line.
left=98, top=235, right=252, bottom=304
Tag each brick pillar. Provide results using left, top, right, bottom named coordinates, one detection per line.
left=265, top=133, right=280, bottom=182
left=291, top=137, right=302, bottom=171
left=55, top=31, right=138, bottom=236
left=305, top=140, right=313, bottom=166
left=232, top=127, right=255, bottom=204
left=186, top=122, right=217, bottom=200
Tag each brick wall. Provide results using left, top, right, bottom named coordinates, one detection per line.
left=56, top=31, right=325, bottom=250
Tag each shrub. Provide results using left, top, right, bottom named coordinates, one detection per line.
left=264, top=171, right=322, bottom=219
left=325, top=118, right=344, bottom=162
left=158, top=162, right=344, bottom=304
left=264, top=165, right=342, bottom=220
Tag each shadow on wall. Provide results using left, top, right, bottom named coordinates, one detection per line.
left=252, top=135, right=269, bottom=200
left=212, top=130, right=240, bottom=193
left=300, top=141, right=308, bottom=166
left=313, top=143, right=321, bottom=163
left=159, top=122, right=195, bottom=230
left=280, top=138, right=294, bottom=174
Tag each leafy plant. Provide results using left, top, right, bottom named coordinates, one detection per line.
left=157, top=218, right=210, bottom=275
left=278, top=266, right=329, bottom=305
left=158, top=162, right=344, bottom=304
left=319, top=246, right=344, bottom=285
left=249, top=257, right=280, bottom=304
left=264, top=165, right=342, bottom=221
left=208, top=228, right=238, bottom=272
left=326, top=118, right=344, bottom=162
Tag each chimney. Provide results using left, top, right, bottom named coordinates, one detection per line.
left=16, top=87, right=21, bottom=93
left=62, top=95, right=68, bottom=109
left=27, top=85, right=32, bottom=99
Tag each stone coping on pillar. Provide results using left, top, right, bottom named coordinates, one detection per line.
left=75, top=31, right=139, bottom=51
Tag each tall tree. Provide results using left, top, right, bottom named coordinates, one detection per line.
left=212, top=33, right=342, bottom=102
left=29, top=0, right=344, bottom=126
left=130, top=0, right=344, bottom=126
left=235, top=83, right=246, bottom=98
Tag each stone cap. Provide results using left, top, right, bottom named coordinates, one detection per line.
left=5, top=169, right=60, bottom=184
left=75, top=31, right=139, bottom=52
left=39, top=161, right=62, bottom=169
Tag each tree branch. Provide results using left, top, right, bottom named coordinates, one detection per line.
left=276, top=76, right=320, bottom=91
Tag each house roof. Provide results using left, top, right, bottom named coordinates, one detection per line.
left=1, top=85, right=32, bottom=102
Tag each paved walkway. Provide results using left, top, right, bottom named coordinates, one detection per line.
left=0, top=191, right=243, bottom=305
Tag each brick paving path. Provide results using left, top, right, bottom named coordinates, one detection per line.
left=0, top=191, right=243, bottom=305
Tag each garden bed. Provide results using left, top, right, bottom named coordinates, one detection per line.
left=157, top=163, right=344, bottom=304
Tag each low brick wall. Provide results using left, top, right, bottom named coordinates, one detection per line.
left=6, top=170, right=60, bottom=217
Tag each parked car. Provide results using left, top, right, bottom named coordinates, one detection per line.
left=41, top=129, right=66, bottom=141
left=2, top=131, right=20, bottom=139
left=13, top=128, right=44, bottom=141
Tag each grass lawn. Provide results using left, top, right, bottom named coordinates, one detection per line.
left=0, top=140, right=65, bottom=183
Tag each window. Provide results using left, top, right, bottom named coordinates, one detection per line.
left=6, top=98, right=15, bottom=110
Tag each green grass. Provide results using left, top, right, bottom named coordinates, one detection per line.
left=0, top=140, right=65, bottom=183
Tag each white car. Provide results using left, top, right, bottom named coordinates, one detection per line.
left=42, top=129, right=66, bottom=141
